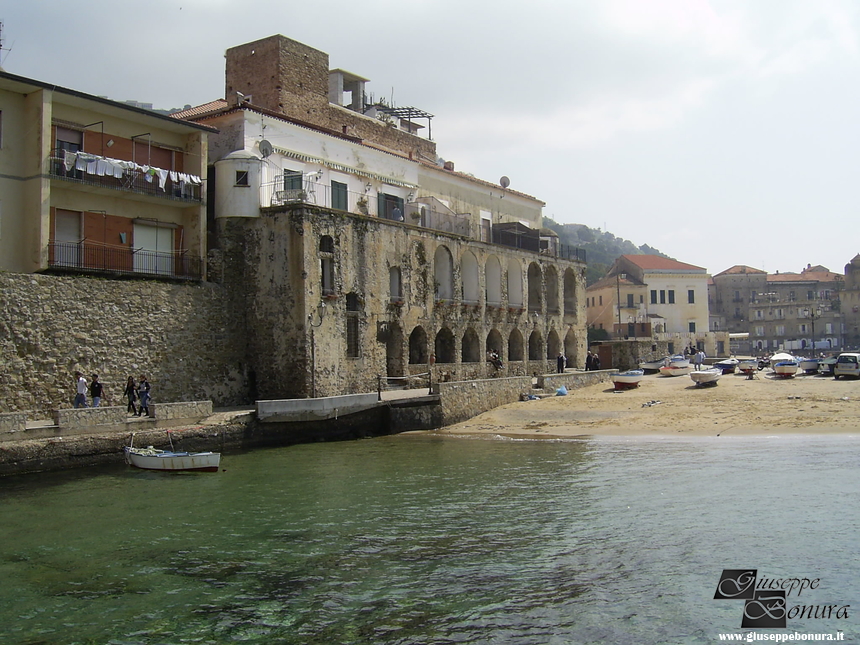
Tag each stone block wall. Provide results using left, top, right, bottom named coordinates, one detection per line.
left=0, top=273, right=250, bottom=416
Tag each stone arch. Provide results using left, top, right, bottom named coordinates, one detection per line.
left=507, top=258, right=523, bottom=307
left=564, top=268, right=577, bottom=316
left=462, top=328, right=481, bottom=362
left=386, top=321, right=404, bottom=377
left=547, top=329, right=561, bottom=359
left=508, top=328, right=524, bottom=361
left=546, top=266, right=559, bottom=314
left=435, top=327, right=456, bottom=364
left=528, top=329, right=543, bottom=361
left=486, top=328, right=503, bottom=358
left=408, top=326, right=429, bottom=364
left=486, top=255, right=502, bottom=306
left=461, top=250, right=480, bottom=304
left=527, top=262, right=542, bottom=313
left=564, top=328, right=578, bottom=367
left=434, top=245, right=455, bottom=301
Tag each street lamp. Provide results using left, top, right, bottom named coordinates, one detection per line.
left=803, top=307, right=822, bottom=355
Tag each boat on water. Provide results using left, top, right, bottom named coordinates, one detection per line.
left=737, top=358, right=758, bottom=374
left=124, top=432, right=221, bottom=472
left=772, top=357, right=799, bottom=378
left=612, top=369, right=645, bottom=390
left=713, top=358, right=739, bottom=374
left=659, top=364, right=693, bottom=377
left=798, top=358, right=820, bottom=373
left=690, top=367, right=722, bottom=386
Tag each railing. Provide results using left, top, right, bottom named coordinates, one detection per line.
left=48, top=240, right=203, bottom=281
left=48, top=152, right=203, bottom=203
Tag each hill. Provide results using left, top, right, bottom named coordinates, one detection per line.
left=543, top=217, right=670, bottom=286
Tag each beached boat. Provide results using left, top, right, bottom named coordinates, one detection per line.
left=713, top=358, right=739, bottom=374
left=640, top=358, right=666, bottom=372
left=773, top=358, right=799, bottom=378
left=769, top=352, right=795, bottom=368
left=798, top=358, right=820, bottom=373
left=690, top=367, right=722, bottom=386
left=659, top=364, right=693, bottom=377
left=613, top=369, right=645, bottom=390
left=124, top=432, right=220, bottom=472
left=737, top=358, right=758, bottom=374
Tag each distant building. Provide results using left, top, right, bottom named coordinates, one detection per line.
left=710, top=264, right=844, bottom=353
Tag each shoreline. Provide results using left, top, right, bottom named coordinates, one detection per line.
left=433, top=370, right=860, bottom=439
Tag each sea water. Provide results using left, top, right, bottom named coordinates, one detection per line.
left=0, top=433, right=857, bottom=644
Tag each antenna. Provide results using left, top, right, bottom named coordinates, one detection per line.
left=258, top=139, right=273, bottom=158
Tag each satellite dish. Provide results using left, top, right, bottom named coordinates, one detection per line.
left=500, top=176, right=510, bottom=189
left=259, top=139, right=273, bottom=158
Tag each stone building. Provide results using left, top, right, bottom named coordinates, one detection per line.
left=177, top=35, right=588, bottom=400
left=0, top=70, right=210, bottom=278
left=709, top=264, right=844, bottom=354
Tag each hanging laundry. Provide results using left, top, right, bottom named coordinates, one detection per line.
left=63, top=150, right=76, bottom=172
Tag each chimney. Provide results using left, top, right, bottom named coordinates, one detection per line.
left=443, top=160, right=455, bottom=171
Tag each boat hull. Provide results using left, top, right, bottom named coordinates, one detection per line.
left=690, top=368, right=721, bottom=386
left=773, top=361, right=799, bottom=377
left=738, top=359, right=757, bottom=374
left=613, top=369, right=644, bottom=390
left=124, top=447, right=221, bottom=472
left=713, top=359, right=739, bottom=374
left=799, top=359, right=820, bottom=373
left=659, top=365, right=692, bottom=377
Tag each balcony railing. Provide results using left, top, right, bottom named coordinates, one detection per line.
left=48, top=240, right=202, bottom=281
left=48, top=152, right=203, bottom=203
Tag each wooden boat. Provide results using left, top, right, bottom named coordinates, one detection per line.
left=737, top=358, right=758, bottom=374
left=124, top=432, right=220, bottom=472
left=798, top=358, right=820, bottom=373
left=713, top=358, right=739, bottom=374
left=772, top=358, right=799, bottom=378
left=659, top=364, right=693, bottom=377
left=690, top=367, right=721, bottom=386
left=613, top=369, right=644, bottom=390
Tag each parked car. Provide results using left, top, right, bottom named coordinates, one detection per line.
left=834, top=353, right=860, bottom=379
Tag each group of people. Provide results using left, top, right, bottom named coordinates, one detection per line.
left=585, top=351, right=601, bottom=371
left=487, top=349, right=503, bottom=370
left=73, top=372, right=151, bottom=416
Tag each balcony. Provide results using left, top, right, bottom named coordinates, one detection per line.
left=49, top=152, right=203, bottom=203
left=48, top=241, right=203, bottom=281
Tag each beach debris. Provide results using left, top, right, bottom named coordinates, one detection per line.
left=642, top=400, right=663, bottom=408
left=787, top=396, right=802, bottom=400
left=556, top=385, right=568, bottom=396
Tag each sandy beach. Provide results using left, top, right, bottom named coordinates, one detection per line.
left=437, top=370, right=860, bottom=438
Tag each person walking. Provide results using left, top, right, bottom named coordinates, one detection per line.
left=585, top=351, right=594, bottom=371
left=123, top=376, right=138, bottom=416
left=694, top=349, right=705, bottom=371
left=136, top=375, right=151, bottom=417
left=89, top=374, right=104, bottom=407
left=73, top=372, right=88, bottom=408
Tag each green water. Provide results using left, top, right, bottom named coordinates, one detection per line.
left=1, top=434, right=857, bottom=644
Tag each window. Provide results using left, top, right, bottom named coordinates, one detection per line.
left=627, top=294, right=634, bottom=308
left=807, top=290, right=814, bottom=300
left=56, top=126, right=83, bottom=155
left=660, top=290, right=666, bottom=304
left=389, top=267, right=402, bottom=301
left=378, top=193, right=404, bottom=221
left=283, top=169, right=302, bottom=190
left=789, top=291, right=795, bottom=301
left=734, top=290, right=740, bottom=301
left=668, top=290, right=675, bottom=304
left=639, top=295, right=644, bottom=304
left=650, top=290, right=657, bottom=304
left=320, top=236, right=335, bottom=295
left=776, top=325, right=785, bottom=336
left=800, top=324, right=807, bottom=334
left=599, top=295, right=603, bottom=306
left=331, top=180, right=348, bottom=211
left=755, top=326, right=765, bottom=336
left=235, top=170, right=249, bottom=186
left=346, top=293, right=361, bottom=358
left=688, top=322, right=696, bottom=333
left=756, top=310, right=763, bottom=319
left=688, top=289, right=695, bottom=304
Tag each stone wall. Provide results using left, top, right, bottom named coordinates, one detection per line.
left=0, top=273, right=250, bottom=416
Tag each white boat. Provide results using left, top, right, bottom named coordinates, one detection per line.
left=124, top=432, right=221, bottom=472
left=769, top=352, right=795, bottom=368
left=642, top=355, right=689, bottom=371
left=668, top=355, right=691, bottom=368
left=659, top=364, right=693, bottom=377
left=773, top=358, right=799, bottom=378
left=713, top=358, right=739, bottom=374
left=640, top=358, right=666, bottom=372
left=690, top=368, right=721, bottom=386
left=737, top=358, right=758, bottom=374
left=798, top=358, right=820, bottom=373
left=613, top=369, right=644, bottom=390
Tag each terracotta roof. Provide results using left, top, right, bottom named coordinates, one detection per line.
left=714, top=265, right=766, bottom=277
left=170, top=100, right=229, bottom=119
left=767, top=271, right=842, bottom=283
left=621, top=255, right=706, bottom=272
left=587, top=274, right=642, bottom=291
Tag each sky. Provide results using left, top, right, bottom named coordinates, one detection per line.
left=4, top=0, right=860, bottom=277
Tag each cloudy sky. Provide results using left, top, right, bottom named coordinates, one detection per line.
left=4, top=0, right=859, bottom=276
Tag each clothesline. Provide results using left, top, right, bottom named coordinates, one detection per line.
left=61, top=151, right=203, bottom=191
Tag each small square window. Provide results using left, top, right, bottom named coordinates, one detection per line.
left=235, top=170, right=249, bottom=186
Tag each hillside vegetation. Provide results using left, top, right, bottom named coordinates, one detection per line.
left=542, top=217, right=669, bottom=286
